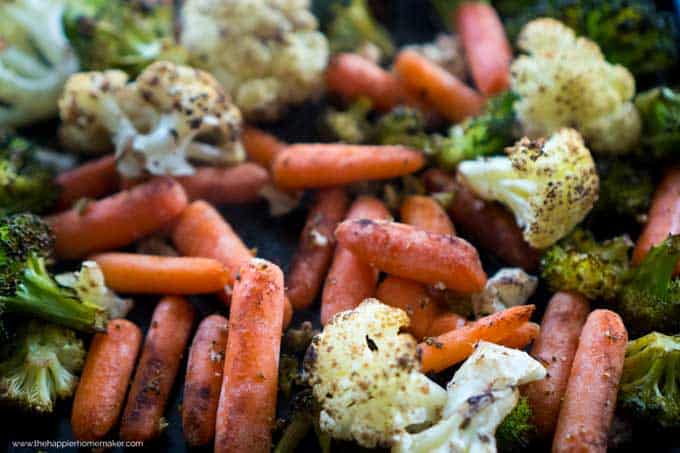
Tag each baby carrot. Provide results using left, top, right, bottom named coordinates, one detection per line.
left=120, top=296, right=195, bottom=441
left=394, top=49, right=484, bottom=123
left=287, top=188, right=350, bottom=310
left=175, top=163, right=270, bottom=205
left=418, top=304, right=535, bottom=373
left=428, top=311, right=467, bottom=336
left=48, top=177, right=188, bottom=260
left=496, top=321, right=540, bottom=349
left=455, top=2, right=512, bottom=96
left=91, top=253, right=230, bottom=295
left=525, top=292, right=590, bottom=438
left=172, top=200, right=253, bottom=284
left=272, top=144, right=425, bottom=190
left=71, top=319, right=142, bottom=441
left=55, top=155, right=119, bottom=211
left=283, top=296, right=294, bottom=330
left=335, top=219, right=487, bottom=293
left=242, top=126, right=286, bottom=169
left=182, top=314, right=229, bottom=447
left=400, top=195, right=456, bottom=235
left=632, top=167, right=680, bottom=271
left=215, top=259, right=285, bottom=453
left=552, top=310, right=628, bottom=453
left=376, top=276, right=441, bottom=340
left=320, top=196, right=391, bottom=325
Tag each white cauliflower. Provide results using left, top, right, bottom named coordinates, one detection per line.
left=58, top=61, right=244, bottom=177
left=472, top=268, right=538, bottom=318
left=393, top=342, right=546, bottom=453
left=458, top=128, right=599, bottom=249
left=511, top=18, right=641, bottom=155
left=304, top=299, right=447, bottom=448
left=0, top=0, right=79, bottom=127
left=181, top=0, right=329, bottom=121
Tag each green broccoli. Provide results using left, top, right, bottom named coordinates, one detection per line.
left=501, top=0, right=679, bottom=77
left=327, top=0, right=394, bottom=61
left=0, top=131, right=59, bottom=216
left=323, top=98, right=373, bottom=144
left=635, top=87, right=680, bottom=160
left=591, top=159, right=653, bottom=223
left=541, top=229, right=632, bottom=300
left=0, top=213, right=109, bottom=333
left=436, top=91, right=519, bottom=169
left=617, top=235, right=680, bottom=336
left=495, top=396, right=537, bottom=453
left=63, top=0, right=187, bottom=76
left=274, top=389, right=330, bottom=453
left=374, top=106, right=435, bottom=153
left=0, top=320, right=85, bottom=413
left=618, top=331, right=680, bottom=429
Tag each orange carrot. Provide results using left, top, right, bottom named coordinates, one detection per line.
left=418, top=304, right=535, bottom=373
left=428, top=311, right=467, bottom=336
left=400, top=195, right=456, bottom=235
left=325, top=53, right=404, bottom=112
left=287, top=188, right=350, bottom=309
left=552, top=310, right=628, bottom=453
left=71, top=319, right=142, bottom=441
left=455, top=2, right=512, bottom=96
left=632, top=167, right=680, bottom=272
left=172, top=200, right=253, bottom=284
left=394, top=49, right=484, bottom=123
left=215, top=259, right=285, bottom=453
left=496, top=321, right=540, bottom=349
left=175, top=163, right=270, bottom=205
left=120, top=296, right=195, bottom=441
left=272, top=143, right=425, bottom=190
left=524, top=292, right=590, bottom=438
left=335, top=219, right=487, bottom=293
left=242, top=126, right=286, bottom=169
left=55, top=155, right=119, bottom=211
left=48, top=177, right=188, bottom=260
left=283, top=296, right=294, bottom=330
left=423, top=169, right=541, bottom=270
left=376, top=276, right=441, bottom=340
left=92, top=253, right=230, bottom=295
left=320, top=196, right=391, bottom=325
left=182, top=314, right=229, bottom=447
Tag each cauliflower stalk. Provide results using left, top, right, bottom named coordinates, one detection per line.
left=393, top=342, right=546, bottom=453
left=458, top=128, right=599, bottom=249
left=0, top=0, right=79, bottom=127
left=181, top=0, right=329, bottom=121
left=304, top=299, right=447, bottom=448
left=58, top=61, right=244, bottom=177
left=472, top=268, right=538, bottom=318
left=511, top=18, right=640, bottom=155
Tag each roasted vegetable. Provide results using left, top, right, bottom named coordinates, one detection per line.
left=327, top=0, right=394, bottom=60
left=635, top=87, right=680, bottom=160
left=323, top=98, right=372, bottom=144
left=495, top=396, right=537, bottom=453
left=592, top=159, right=654, bottom=223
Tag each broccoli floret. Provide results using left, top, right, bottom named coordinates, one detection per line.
left=458, top=128, right=599, bottom=248
left=617, top=235, right=680, bottom=336
left=374, top=107, right=437, bottom=154
left=63, top=0, right=187, bottom=77
left=0, top=320, right=85, bottom=413
left=274, top=389, right=330, bottom=453
left=541, top=229, right=632, bottom=300
left=635, top=87, right=680, bottom=160
left=0, top=214, right=108, bottom=333
left=495, top=396, right=537, bottom=453
left=618, top=331, right=680, bottom=429
left=0, top=132, right=59, bottom=216
left=502, top=0, right=679, bottom=78
left=592, top=159, right=653, bottom=223
left=436, top=91, right=519, bottom=169
left=323, top=98, right=372, bottom=144
left=327, top=0, right=394, bottom=61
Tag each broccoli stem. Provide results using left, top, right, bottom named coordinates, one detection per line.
left=274, top=415, right=313, bottom=453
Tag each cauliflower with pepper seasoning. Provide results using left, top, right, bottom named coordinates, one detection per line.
left=458, top=128, right=599, bottom=249
left=181, top=0, right=329, bottom=121
left=511, top=18, right=640, bottom=155
left=58, top=61, right=244, bottom=177
left=303, top=299, right=447, bottom=448
left=393, top=342, right=546, bottom=453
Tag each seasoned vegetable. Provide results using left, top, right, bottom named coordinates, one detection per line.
left=635, top=87, right=680, bottom=159
left=495, top=396, right=537, bottom=453
left=471, top=267, right=538, bottom=318
left=592, top=159, right=653, bottom=223
left=323, top=98, right=373, bottom=144
left=327, top=0, right=394, bottom=60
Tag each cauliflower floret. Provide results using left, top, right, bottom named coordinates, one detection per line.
left=58, top=61, right=244, bottom=176
left=472, top=268, right=538, bottom=318
left=511, top=18, right=641, bottom=155
left=181, top=0, right=329, bottom=121
left=458, top=128, right=599, bottom=249
left=393, top=342, right=546, bottom=453
left=0, top=0, right=79, bottom=127
left=304, top=299, right=447, bottom=448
